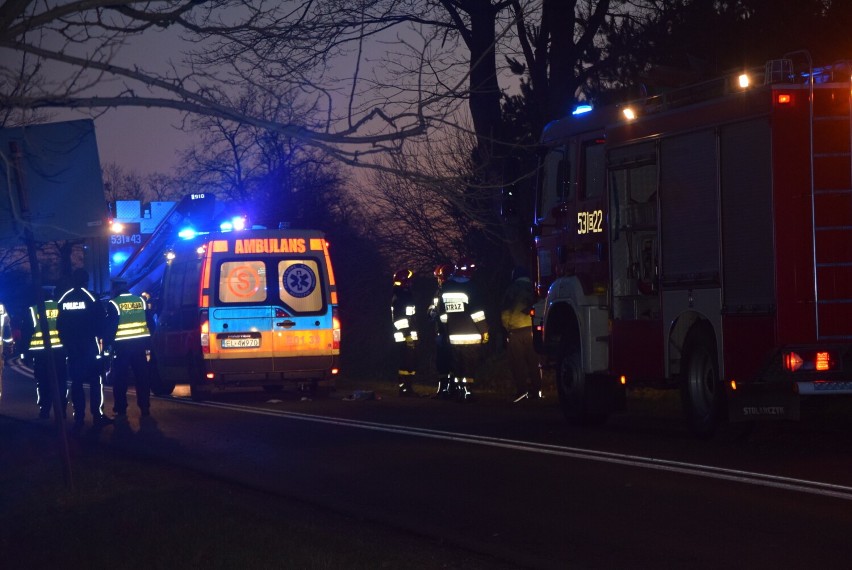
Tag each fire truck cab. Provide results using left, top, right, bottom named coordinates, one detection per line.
left=534, top=55, right=852, bottom=436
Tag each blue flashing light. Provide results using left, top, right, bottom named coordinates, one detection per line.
left=220, top=216, right=248, bottom=232
left=112, top=251, right=129, bottom=265
left=572, top=104, right=593, bottom=115
left=178, top=227, right=197, bottom=240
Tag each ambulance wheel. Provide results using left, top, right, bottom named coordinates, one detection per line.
left=680, top=324, right=725, bottom=438
left=188, top=356, right=209, bottom=402
left=149, top=362, right=175, bottom=396
left=556, top=340, right=606, bottom=425
left=150, top=378, right=175, bottom=397
left=190, top=384, right=210, bottom=402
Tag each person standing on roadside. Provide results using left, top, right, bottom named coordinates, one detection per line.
left=440, top=258, right=488, bottom=401
left=57, top=268, right=113, bottom=430
left=428, top=263, right=454, bottom=398
left=105, top=279, right=153, bottom=417
left=391, top=269, right=418, bottom=396
left=27, top=294, right=68, bottom=419
left=0, top=303, right=14, bottom=394
left=501, top=266, right=541, bottom=402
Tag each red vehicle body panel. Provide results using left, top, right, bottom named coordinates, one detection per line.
left=535, top=61, right=852, bottom=422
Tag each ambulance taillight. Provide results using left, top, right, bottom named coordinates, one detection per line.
left=200, top=309, right=210, bottom=354
left=332, top=307, right=341, bottom=350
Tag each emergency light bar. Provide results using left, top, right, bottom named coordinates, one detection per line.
left=178, top=227, right=197, bottom=240
left=220, top=215, right=248, bottom=232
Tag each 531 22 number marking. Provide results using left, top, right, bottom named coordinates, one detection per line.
left=577, top=210, right=603, bottom=234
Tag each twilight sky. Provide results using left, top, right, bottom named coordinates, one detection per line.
left=90, top=106, right=196, bottom=176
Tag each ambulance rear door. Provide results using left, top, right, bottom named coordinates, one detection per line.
left=271, top=256, right=336, bottom=368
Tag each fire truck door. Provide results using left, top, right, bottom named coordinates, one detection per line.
left=609, top=143, right=664, bottom=377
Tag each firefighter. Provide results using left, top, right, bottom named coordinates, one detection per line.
left=0, top=303, right=14, bottom=396
left=391, top=269, right=418, bottom=396
left=440, top=257, right=488, bottom=401
left=105, top=279, right=153, bottom=417
left=501, top=266, right=541, bottom=402
left=428, top=263, right=454, bottom=398
left=27, top=295, right=68, bottom=419
left=56, top=268, right=113, bottom=430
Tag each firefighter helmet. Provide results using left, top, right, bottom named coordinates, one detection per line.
left=433, top=263, right=454, bottom=285
left=455, top=257, right=477, bottom=279
left=393, top=269, right=414, bottom=288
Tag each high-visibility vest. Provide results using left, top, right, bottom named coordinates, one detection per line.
left=28, top=300, right=62, bottom=350
left=109, top=293, right=151, bottom=342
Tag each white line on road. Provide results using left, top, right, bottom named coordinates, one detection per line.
left=13, top=356, right=846, bottom=502
left=181, top=398, right=852, bottom=502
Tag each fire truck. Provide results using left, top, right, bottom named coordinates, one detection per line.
left=533, top=54, right=852, bottom=436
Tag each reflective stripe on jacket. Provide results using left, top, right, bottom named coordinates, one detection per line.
left=109, top=293, right=151, bottom=342
left=28, top=301, right=62, bottom=350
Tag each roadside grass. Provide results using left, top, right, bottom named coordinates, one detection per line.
left=0, top=416, right=508, bottom=569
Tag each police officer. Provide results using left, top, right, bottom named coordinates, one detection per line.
left=439, top=258, right=488, bottom=401
left=391, top=269, right=418, bottom=396
left=27, top=295, right=68, bottom=419
left=501, top=266, right=541, bottom=402
left=428, top=263, right=454, bottom=398
left=105, top=279, right=152, bottom=417
left=57, top=268, right=112, bottom=430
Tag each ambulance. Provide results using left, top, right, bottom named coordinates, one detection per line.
left=150, top=227, right=340, bottom=400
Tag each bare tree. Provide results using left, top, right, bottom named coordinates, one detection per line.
left=102, top=162, right=146, bottom=203
left=0, top=1, right=435, bottom=170
left=1, top=1, right=658, bottom=170
left=2, top=0, right=668, bottom=280
left=175, top=85, right=347, bottom=230
left=361, top=126, right=482, bottom=271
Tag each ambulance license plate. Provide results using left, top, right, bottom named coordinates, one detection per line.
left=221, top=337, right=261, bottom=348
left=444, top=302, right=464, bottom=313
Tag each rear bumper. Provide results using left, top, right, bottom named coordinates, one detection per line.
left=204, top=355, right=339, bottom=386
left=727, top=378, right=852, bottom=422
left=728, top=382, right=800, bottom=421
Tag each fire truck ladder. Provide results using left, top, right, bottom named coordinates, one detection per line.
left=808, top=59, right=852, bottom=340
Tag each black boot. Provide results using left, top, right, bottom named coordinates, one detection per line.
left=433, top=376, right=451, bottom=399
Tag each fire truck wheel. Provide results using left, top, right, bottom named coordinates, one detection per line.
left=680, top=325, right=724, bottom=438
left=556, top=341, right=607, bottom=425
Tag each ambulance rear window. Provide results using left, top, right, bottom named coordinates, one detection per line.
left=278, top=260, right=323, bottom=313
left=213, top=257, right=325, bottom=314
left=218, top=260, right=268, bottom=304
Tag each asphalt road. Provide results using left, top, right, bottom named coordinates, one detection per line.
left=4, top=359, right=852, bottom=569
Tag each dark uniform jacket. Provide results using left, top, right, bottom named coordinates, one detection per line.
left=56, top=286, right=105, bottom=358
left=440, top=276, right=488, bottom=345
left=391, top=287, right=417, bottom=342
